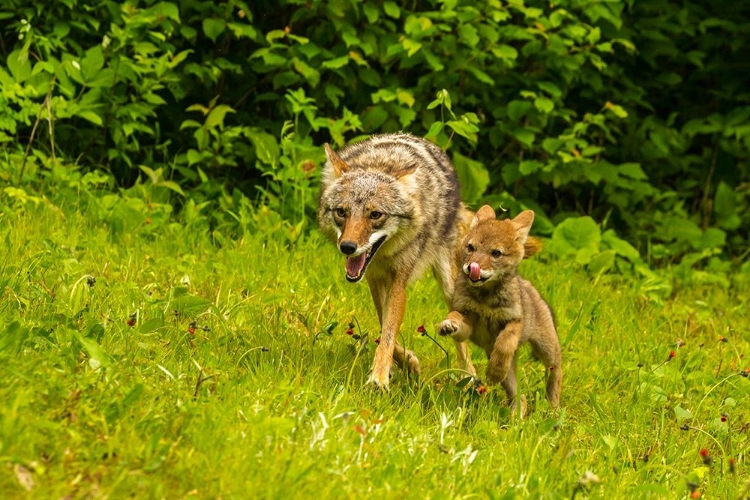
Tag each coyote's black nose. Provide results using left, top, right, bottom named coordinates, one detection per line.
left=339, top=241, right=357, bottom=255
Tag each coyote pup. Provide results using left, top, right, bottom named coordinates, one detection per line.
left=318, top=133, right=475, bottom=388
left=438, top=206, right=561, bottom=410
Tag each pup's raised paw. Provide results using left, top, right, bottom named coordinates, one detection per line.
left=438, top=319, right=459, bottom=337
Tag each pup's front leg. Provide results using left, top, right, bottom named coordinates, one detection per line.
left=438, top=311, right=476, bottom=376
left=438, top=310, right=473, bottom=342
left=367, top=276, right=408, bottom=389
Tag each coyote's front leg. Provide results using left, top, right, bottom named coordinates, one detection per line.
left=367, top=274, right=408, bottom=389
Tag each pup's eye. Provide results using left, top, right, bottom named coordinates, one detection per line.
left=491, top=250, right=502, bottom=258
left=467, top=244, right=475, bottom=253
left=370, top=211, right=383, bottom=220
left=335, top=207, right=346, bottom=218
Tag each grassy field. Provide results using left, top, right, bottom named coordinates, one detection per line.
left=1, top=195, right=748, bottom=499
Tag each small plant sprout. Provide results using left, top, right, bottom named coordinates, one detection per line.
left=127, top=313, right=136, bottom=327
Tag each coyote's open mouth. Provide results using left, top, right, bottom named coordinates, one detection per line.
left=345, top=236, right=386, bottom=283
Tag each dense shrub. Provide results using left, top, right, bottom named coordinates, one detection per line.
left=0, top=0, right=748, bottom=270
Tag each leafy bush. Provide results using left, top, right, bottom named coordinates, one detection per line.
left=1, top=0, right=748, bottom=271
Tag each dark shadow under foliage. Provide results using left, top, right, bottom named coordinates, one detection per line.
left=0, top=0, right=748, bottom=266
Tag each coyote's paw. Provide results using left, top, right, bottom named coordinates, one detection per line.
left=366, top=368, right=391, bottom=390
left=438, top=319, right=459, bottom=337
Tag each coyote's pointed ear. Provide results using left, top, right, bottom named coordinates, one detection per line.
left=513, top=210, right=534, bottom=243
left=470, top=205, right=496, bottom=229
left=324, top=143, right=349, bottom=178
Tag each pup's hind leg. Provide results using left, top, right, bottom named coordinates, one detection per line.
left=529, top=335, right=562, bottom=408
left=393, top=341, right=420, bottom=374
left=500, top=354, right=526, bottom=417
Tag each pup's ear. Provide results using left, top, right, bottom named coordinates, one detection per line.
left=324, top=143, right=349, bottom=178
left=470, top=205, right=496, bottom=229
left=513, top=210, right=534, bottom=243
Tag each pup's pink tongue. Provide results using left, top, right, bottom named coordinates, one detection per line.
left=469, top=262, right=481, bottom=281
left=346, top=253, right=367, bottom=277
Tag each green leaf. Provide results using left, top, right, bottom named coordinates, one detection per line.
left=538, top=81, right=562, bottom=98
left=507, top=100, right=533, bottom=122
left=205, top=104, right=235, bottom=129
left=152, top=2, right=180, bottom=21
left=383, top=1, right=400, bottom=18
left=321, top=56, right=349, bottom=69
left=81, top=45, right=104, bottom=80
left=247, top=129, right=280, bottom=166
left=74, top=332, right=113, bottom=368
left=446, top=118, right=479, bottom=143
left=292, top=58, right=320, bottom=87
left=602, top=230, right=640, bottom=261
left=550, top=217, right=601, bottom=256
left=138, top=317, right=165, bottom=333
left=424, top=121, right=443, bottom=139
left=458, top=24, right=479, bottom=47
left=588, top=249, right=616, bottom=274
left=534, top=97, right=554, bottom=114
left=76, top=110, right=104, bottom=126
left=714, top=182, right=741, bottom=229
left=6, top=49, right=31, bottom=82
left=674, top=406, right=693, bottom=423
left=203, top=18, right=226, bottom=42
left=512, top=128, right=535, bottom=147
left=170, top=289, right=212, bottom=316
left=492, top=44, right=518, bottom=61
left=453, top=152, right=489, bottom=204
left=604, top=101, right=628, bottom=118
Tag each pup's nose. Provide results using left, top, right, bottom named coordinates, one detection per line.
left=339, top=241, right=357, bottom=255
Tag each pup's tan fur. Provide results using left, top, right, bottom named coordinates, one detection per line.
left=439, top=206, right=562, bottom=411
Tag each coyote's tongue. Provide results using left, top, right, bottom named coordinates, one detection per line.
left=346, top=253, right=367, bottom=277
left=469, top=262, right=481, bottom=281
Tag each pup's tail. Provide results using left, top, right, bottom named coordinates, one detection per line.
left=523, top=236, right=543, bottom=259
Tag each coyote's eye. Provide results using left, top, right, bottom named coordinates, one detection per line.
left=370, top=211, right=383, bottom=220
left=467, top=244, right=475, bottom=253
left=491, top=250, right=503, bottom=258
left=335, top=207, right=346, bottom=218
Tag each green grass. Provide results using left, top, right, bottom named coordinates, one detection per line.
left=1, top=196, right=748, bottom=499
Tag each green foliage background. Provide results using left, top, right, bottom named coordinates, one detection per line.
left=1, top=0, right=748, bottom=271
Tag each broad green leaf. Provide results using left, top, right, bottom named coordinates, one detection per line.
left=507, top=100, right=533, bottom=121
left=551, top=216, right=601, bottom=256
left=602, top=230, right=640, bottom=261
left=674, top=406, right=693, bottom=423
left=383, top=1, right=400, bottom=18
left=203, top=18, right=226, bottom=42
left=424, top=121, right=443, bottom=139
left=81, top=45, right=104, bottom=80
left=6, top=49, right=31, bottom=82
left=170, top=291, right=212, bottom=316
left=152, top=2, right=180, bottom=21
left=247, top=129, right=280, bottom=166
left=453, top=152, right=489, bottom=204
left=604, top=101, right=628, bottom=118
left=492, top=44, right=518, bottom=61
left=714, top=182, right=741, bottom=229
left=588, top=249, right=616, bottom=274
left=534, top=97, right=554, bottom=114
left=74, top=332, right=113, bottom=368
left=322, top=56, right=349, bottom=69
left=205, top=104, right=235, bottom=129
left=458, top=24, right=479, bottom=47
